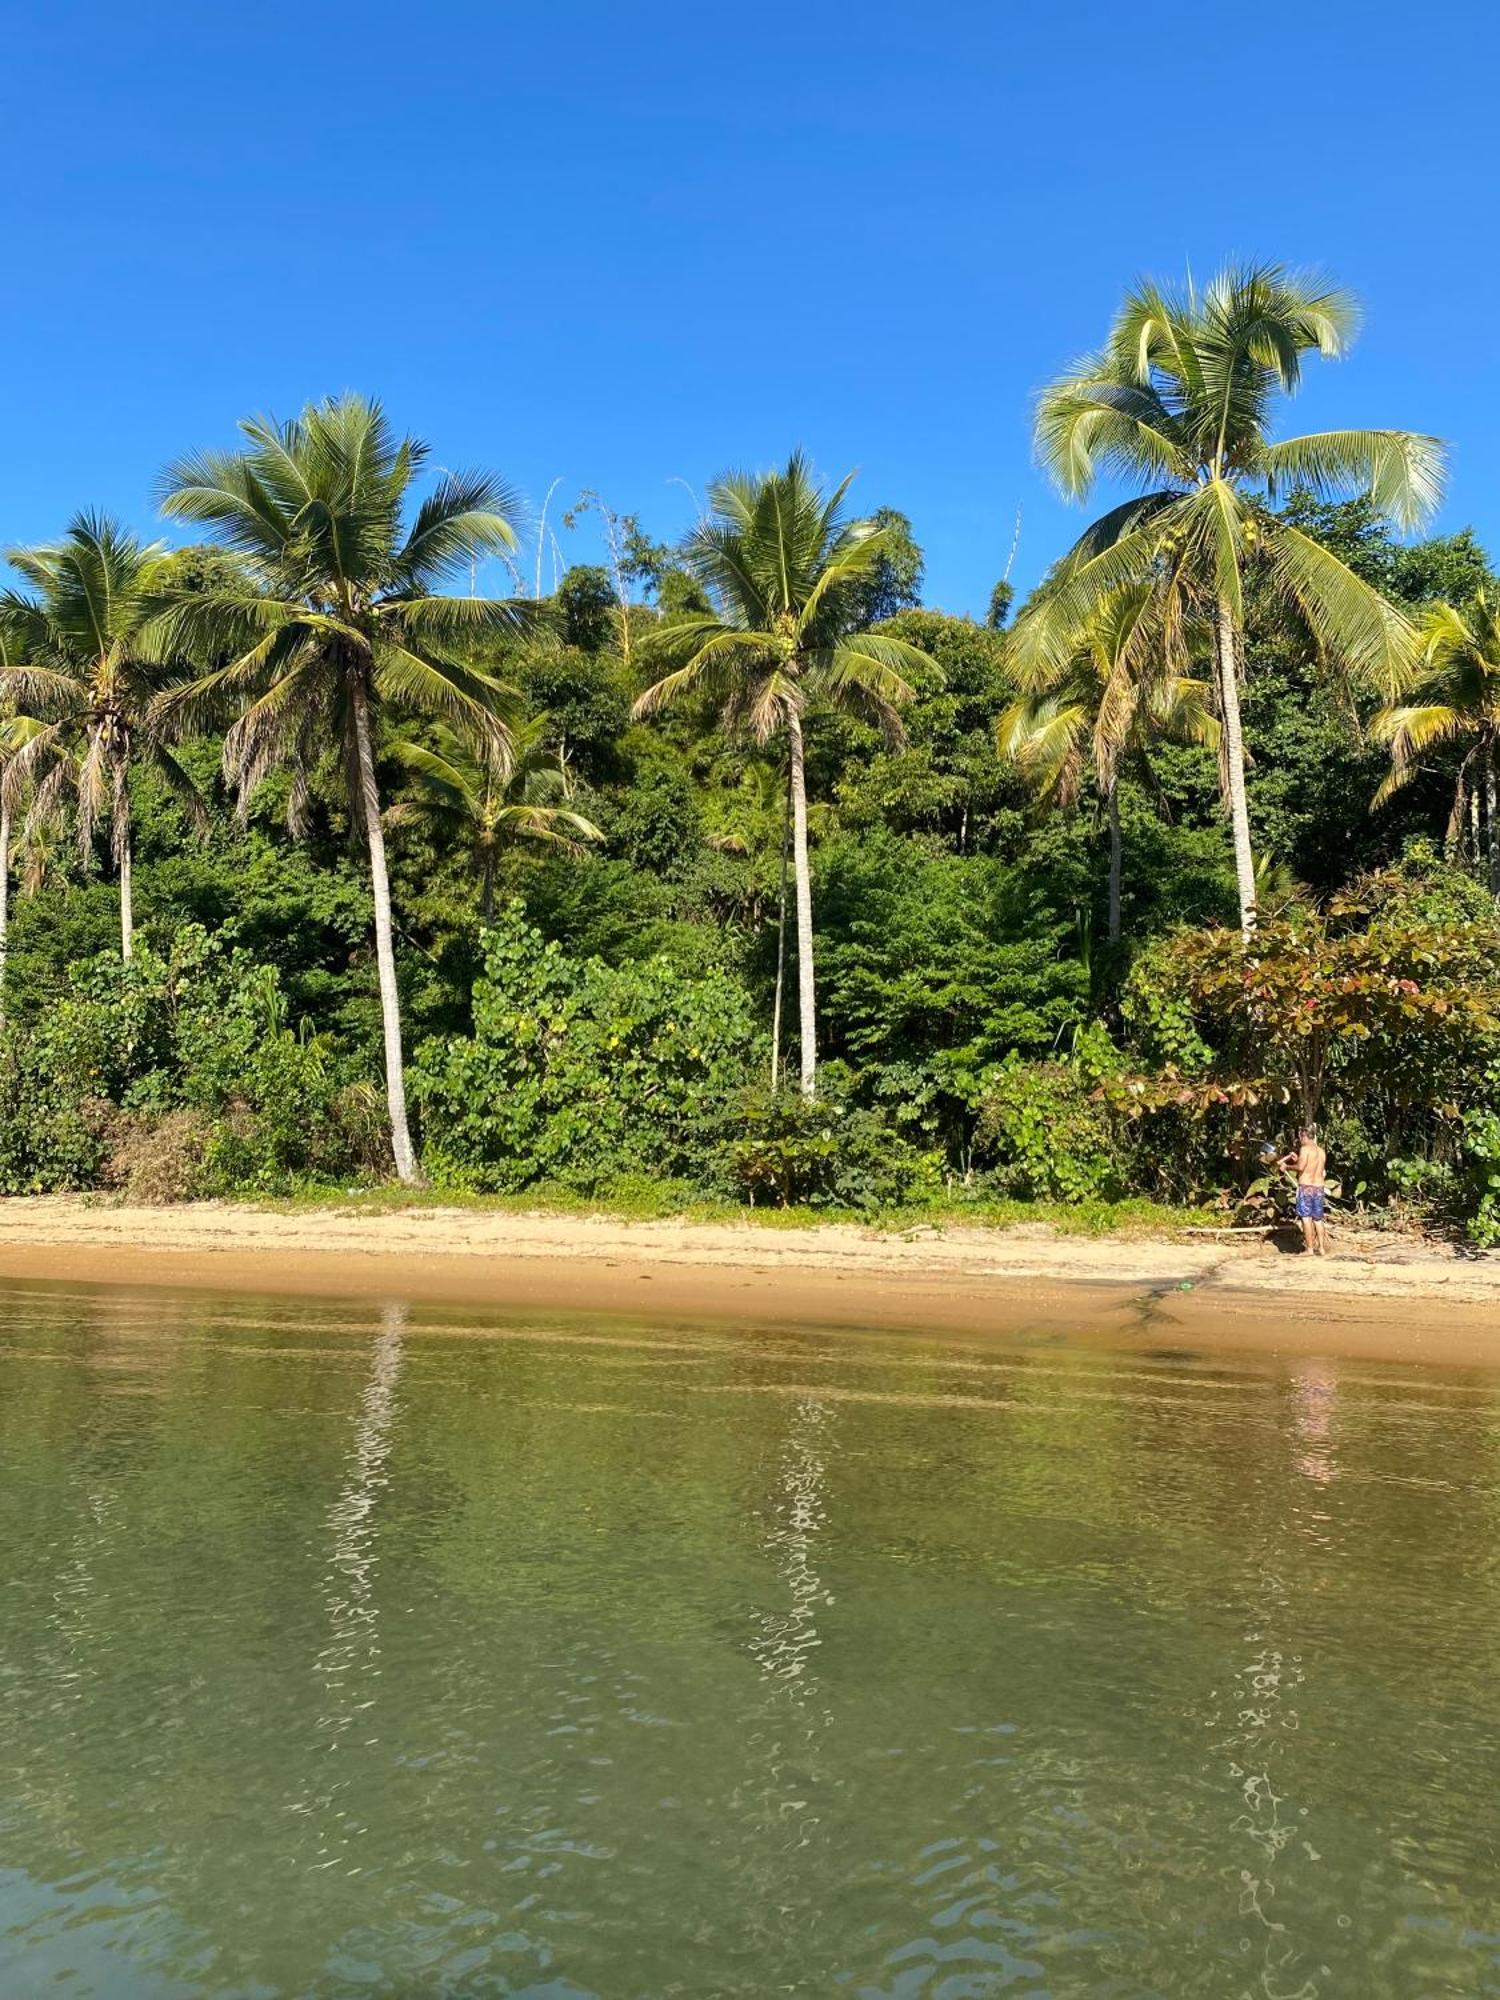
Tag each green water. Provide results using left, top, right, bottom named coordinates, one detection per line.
left=1, top=1283, right=1499, bottom=1997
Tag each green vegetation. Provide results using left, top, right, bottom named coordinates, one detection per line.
left=4, top=262, right=1500, bottom=1239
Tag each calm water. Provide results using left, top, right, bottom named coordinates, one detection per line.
left=1, top=1283, right=1499, bottom=1997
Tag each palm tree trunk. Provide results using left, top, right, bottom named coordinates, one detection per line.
left=1106, top=782, right=1122, bottom=944
left=1444, top=764, right=1469, bottom=859
left=0, top=799, right=10, bottom=1026
left=1214, top=597, right=1257, bottom=937
left=1471, top=782, right=1482, bottom=866
left=786, top=709, right=817, bottom=1099
left=111, top=744, right=135, bottom=963
left=770, top=776, right=790, bottom=1090
left=1488, top=759, right=1500, bottom=896
left=350, top=672, right=422, bottom=1185
left=118, top=826, right=134, bottom=962
left=481, top=852, right=495, bottom=924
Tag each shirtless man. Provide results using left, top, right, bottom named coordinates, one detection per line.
left=1280, top=1127, right=1328, bottom=1256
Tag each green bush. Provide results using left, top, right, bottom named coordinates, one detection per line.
left=411, top=904, right=762, bottom=1193
left=704, top=1085, right=943, bottom=1210
left=0, top=1033, right=110, bottom=1192
left=973, top=1051, right=1124, bottom=1202
left=1460, top=1110, right=1500, bottom=1245
left=0, top=928, right=361, bottom=1197
left=1106, top=858, right=1500, bottom=1216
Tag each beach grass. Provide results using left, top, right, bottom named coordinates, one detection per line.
left=253, top=1180, right=1221, bottom=1238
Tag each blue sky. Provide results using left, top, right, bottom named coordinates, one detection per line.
left=2, top=0, right=1496, bottom=615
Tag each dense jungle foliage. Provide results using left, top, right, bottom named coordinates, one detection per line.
left=5, top=269, right=1500, bottom=1237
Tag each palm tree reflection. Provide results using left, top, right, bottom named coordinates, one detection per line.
left=744, top=1394, right=835, bottom=1858
left=298, top=1301, right=407, bottom=1871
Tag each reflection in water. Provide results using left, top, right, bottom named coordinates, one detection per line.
left=1293, top=1362, right=1340, bottom=1489
left=1, top=1286, right=1499, bottom=1998
left=745, top=1395, right=834, bottom=1852
left=749, top=1395, right=833, bottom=1700
left=1223, top=1599, right=1316, bottom=1999
left=296, top=1300, right=407, bottom=1872
left=1213, top=1372, right=1346, bottom=2000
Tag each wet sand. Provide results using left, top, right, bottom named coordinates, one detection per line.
left=1, top=1196, right=1498, bottom=1367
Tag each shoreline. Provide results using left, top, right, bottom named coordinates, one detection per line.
left=2, top=1197, right=1500, bottom=1367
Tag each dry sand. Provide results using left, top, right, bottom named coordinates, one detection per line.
left=1, top=1195, right=1498, bottom=1367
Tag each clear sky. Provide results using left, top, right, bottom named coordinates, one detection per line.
left=3, top=0, right=1496, bottom=615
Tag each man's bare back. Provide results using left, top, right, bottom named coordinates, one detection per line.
left=1279, top=1130, right=1328, bottom=1255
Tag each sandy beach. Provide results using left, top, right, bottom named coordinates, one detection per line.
left=1, top=1195, right=1499, bottom=1367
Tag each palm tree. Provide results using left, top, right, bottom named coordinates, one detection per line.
left=998, top=581, right=1219, bottom=940
left=386, top=714, right=603, bottom=918
left=0, top=711, right=48, bottom=1019
left=0, top=514, right=200, bottom=961
left=1373, top=591, right=1500, bottom=889
left=1017, top=263, right=1445, bottom=936
left=701, top=757, right=831, bottom=1087
left=155, top=394, right=525, bottom=1184
left=0, top=725, right=73, bottom=1028
left=633, top=452, right=934, bottom=1096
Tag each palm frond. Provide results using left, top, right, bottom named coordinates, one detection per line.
left=491, top=801, right=604, bottom=851
left=997, top=693, right=1089, bottom=804
left=1263, top=518, right=1418, bottom=696
left=1035, top=358, right=1185, bottom=497
left=1009, top=512, right=1185, bottom=685
left=0, top=661, right=89, bottom=721
left=1369, top=700, right=1467, bottom=758
left=1259, top=428, right=1446, bottom=530
left=153, top=624, right=315, bottom=738
left=372, top=642, right=521, bottom=754
left=156, top=447, right=300, bottom=565
left=634, top=627, right=776, bottom=718
left=1, top=722, right=72, bottom=818
left=141, top=742, right=210, bottom=832
left=394, top=468, right=522, bottom=589
left=795, top=517, right=890, bottom=636
left=386, top=737, right=481, bottom=817
left=377, top=592, right=539, bottom=644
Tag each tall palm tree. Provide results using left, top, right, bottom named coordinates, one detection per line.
left=0, top=514, right=200, bottom=961
left=998, top=581, right=1219, bottom=940
left=1017, top=263, right=1445, bottom=935
left=701, top=757, right=831, bottom=1087
left=386, top=714, right=603, bottom=919
left=633, top=452, right=934, bottom=1096
left=1373, top=590, right=1500, bottom=889
left=155, top=394, right=525, bottom=1184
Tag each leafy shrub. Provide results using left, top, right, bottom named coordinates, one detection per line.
left=813, top=831, right=1090, bottom=1078
left=1455, top=1052, right=1500, bottom=1243
left=1112, top=860, right=1500, bottom=1206
left=0, top=1036, right=110, bottom=1192
left=0, top=927, right=359, bottom=1197
left=411, top=904, right=761, bottom=1192
left=704, top=1086, right=943, bottom=1210
left=973, top=1053, right=1124, bottom=1202
left=1460, top=1108, right=1500, bottom=1246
